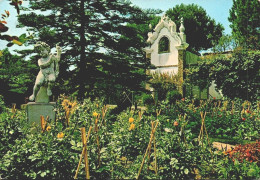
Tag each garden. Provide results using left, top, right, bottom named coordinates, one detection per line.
left=0, top=0, right=260, bottom=179
left=0, top=95, right=259, bottom=179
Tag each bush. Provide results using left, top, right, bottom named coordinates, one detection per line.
left=0, top=95, right=5, bottom=113
left=142, top=93, right=154, bottom=105
left=166, top=90, right=182, bottom=104
left=190, top=50, right=260, bottom=101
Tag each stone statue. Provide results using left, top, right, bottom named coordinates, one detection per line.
left=29, top=42, right=61, bottom=101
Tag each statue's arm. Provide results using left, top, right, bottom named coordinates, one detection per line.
left=54, top=45, right=61, bottom=76
left=38, top=56, right=54, bottom=69
left=55, top=45, right=61, bottom=62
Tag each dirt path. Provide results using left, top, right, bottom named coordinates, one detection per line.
left=212, top=142, right=235, bottom=151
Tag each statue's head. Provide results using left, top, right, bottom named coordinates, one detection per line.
left=34, top=42, right=51, bottom=55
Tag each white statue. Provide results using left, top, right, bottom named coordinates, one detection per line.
left=29, top=42, right=61, bottom=101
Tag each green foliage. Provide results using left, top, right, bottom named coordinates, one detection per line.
left=212, top=50, right=260, bottom=100
left=0, top=96, right=259, bottom=179
left=216, top=158, right=259, bottom=179
left=0, top=49, right=35, bottom=105
left=166, top=3, right=224, bottom=53
left=166, top=90, right=182, bottom=104
left=150, top=73, right=182, bottom=103
left=229, top=0, right=260, bottom=49
left=212, top=34, right=239, bottom=53
left=189, top=50, right=260, bottom=101
left=18, top=0, right=160, bottom=101
left=0, top=95, right=5, bottom=113
left=140, top=93, right=154, bottom=106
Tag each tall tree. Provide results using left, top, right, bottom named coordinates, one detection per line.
left=18, top=0, right=157, bottom=100
left=166, top=4, right=224, bottom=54
left=229, top=0, right=260, bottom=49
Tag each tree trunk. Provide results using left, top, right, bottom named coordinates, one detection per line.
left=78, top=0, right=87, bottom=98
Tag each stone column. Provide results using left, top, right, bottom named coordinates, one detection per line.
left=177, top=49, right=186, bottom=97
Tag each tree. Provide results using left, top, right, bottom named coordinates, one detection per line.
left=229, top=0, right=260, bottom=49
left=166, top=4, right=224, bottom=54
left=212, top=34, right=239, bottom=53
left=0, top=49, right=36, bottom=105
left=18, top=0, right=158, bottom=101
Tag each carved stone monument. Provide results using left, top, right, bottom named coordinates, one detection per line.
left=27, top=42, right=61, bottom=123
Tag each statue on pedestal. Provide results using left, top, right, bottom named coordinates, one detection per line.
left=29, top=42, right=61, bottom=102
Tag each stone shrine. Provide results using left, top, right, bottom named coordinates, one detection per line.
left=144, top=15, right=189, bottom=76
left=144, top=15, right=222, bottom=99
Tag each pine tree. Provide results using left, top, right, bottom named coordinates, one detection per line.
left=18, top=0, right=157, bottom=100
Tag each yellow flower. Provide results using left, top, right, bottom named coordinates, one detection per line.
left=129, top=123, right=135, bottom=131
left=62, top=99, right=77, bottom=112
left=129, top=117, right=134, bottom=123
left=57, top=132, right=64, bottom=139
left=121, top=156, right=127, bottom=161
left=46, top=126, right=51, bottom=131
left=93, top=111, right=99, bottom=117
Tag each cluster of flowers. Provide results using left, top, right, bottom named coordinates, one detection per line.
left=129, top=117, right=135, bottom=131
left=40, top=116, right=64, bottom=139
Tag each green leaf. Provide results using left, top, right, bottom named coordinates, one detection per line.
left=184, top=168, right=189, bottom=174
left=70, top=140, right=75, bottom=146
left=40, top=171, right=47, bottom=177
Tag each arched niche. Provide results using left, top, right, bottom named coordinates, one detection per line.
left=158, top=36, right=170, bottom=54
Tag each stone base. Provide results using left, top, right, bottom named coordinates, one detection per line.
left=27, top=102, right=56, bottom=124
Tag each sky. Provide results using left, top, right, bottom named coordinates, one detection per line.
left=130, top=0, right=233, bottom=34
left=0, top=0, right=233, bottom=51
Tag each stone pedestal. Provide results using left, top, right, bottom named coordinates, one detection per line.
left=27, top=85, right=55, bottom=124
left=27, top=102, right=56, bottom=124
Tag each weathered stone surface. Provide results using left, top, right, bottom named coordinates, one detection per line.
left=35, top=86, right=49, bottom=103
left=27, top=102, right=56, bottom=124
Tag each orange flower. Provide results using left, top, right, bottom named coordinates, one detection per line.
left=129, top=123, right=135, bottom=131
left=129, top=117, right=134, bottom=123
left=57, top=132, right=64, bottom=139
left=46, top=126, right=51, bottom=131
left=174, top=121, right=178, bottom=127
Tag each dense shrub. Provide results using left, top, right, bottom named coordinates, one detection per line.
left=189, top=50, right=260, bottom=101
left=0, top=95, right=5, bottom=113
